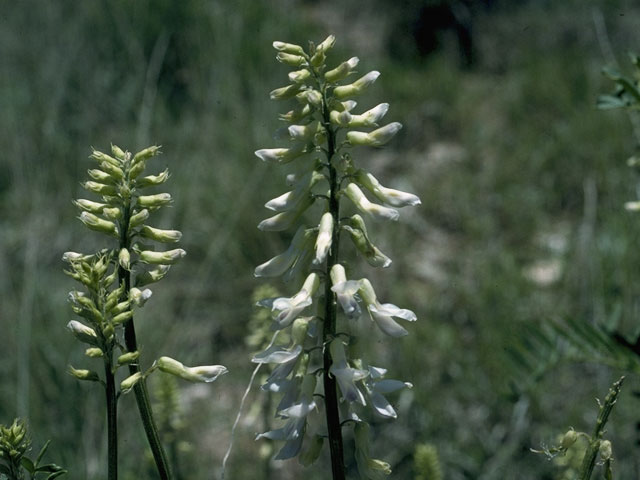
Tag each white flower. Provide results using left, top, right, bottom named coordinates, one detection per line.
left=325, top=56, right=359, bottom=83
left=264, top=171, right=323, bottom=212
left=359, top=279, right=416, bottom=337
left=342, top=214, right=392, bottom=268
left=329, top=340, right=369, bottom=404
left=138, top=249, right=186, bottom=265
left=252, top=344, right=303, bottom=364
left=344, top=183, right=399, bottom=221
left=261, top=273, right=319, bottom=328
left=334, top=71, right=380, bottom=99
left=330, top=264, right=362, bottom=319
left=347, top=103, right=390, bottom=128
left=258, top=195, right=314, bottom=231
left=255, top=143, right=306, bottom=164
left=67, top=320, right=98, bottom=346
left=346, top=122, right=402, bottom=147
left=356, top=170, right=421, bottom=207
left=256, top=374, right=317, bottom=460
left=313, top=212, right=333, bottom=265
left=156, top=356, right=228, bottom=383
left=254, top=227, right=312, bottom=277
left=363, top=366, right=412, bottom=418
left=129, top=287, right=153, bottom=307
left=288, top=122, right=319, bottom=141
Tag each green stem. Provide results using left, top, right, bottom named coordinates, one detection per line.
left=577, top=376, right=624, bottom=480
left=104, top=353, right=118, bottom=480
left=321, top=94, right=346, bottom=480
left=119, top=200, right=173, bottom=480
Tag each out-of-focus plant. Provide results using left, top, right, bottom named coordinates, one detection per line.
left=413, top=443, right=442, bottom=480
left=532, top=376, right=623, bottom=480
left=252, top=36, right=420, bottom=479
left=65, top=145, right=227, bottom=479
left=0, top=419, right=66, bottom=480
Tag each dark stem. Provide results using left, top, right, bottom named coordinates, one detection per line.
left=119, top=200, right=173, bottom=480
left=321, top=95, right=347, bottom=480
left=104, top=354, right=118, bottom=480
left=578, top=376, right=624, bottom=480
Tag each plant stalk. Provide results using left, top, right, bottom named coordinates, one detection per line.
left=119, top=200, right=173, bottom=480
left=578, top=376, right=624, bottom=480
left=321, top=98, right=346, bottom=480
left=104, top=353, right=118, bottom=480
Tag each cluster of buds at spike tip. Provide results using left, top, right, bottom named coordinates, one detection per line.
left=253, top=36, right=420, bottom=469
left=74, top=145, right=187, bottom=284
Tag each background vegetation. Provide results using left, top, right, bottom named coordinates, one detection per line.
left=2, top=0, right=640, bottom=478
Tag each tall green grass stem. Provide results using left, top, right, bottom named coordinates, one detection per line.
left=104, top=353, right=118, bottom=480
left=578, top=376, right=624, bottom=480
left=118, top=200, right=173, bottom=480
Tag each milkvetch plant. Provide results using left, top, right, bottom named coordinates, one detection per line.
left=253, top=36, right=420, bottom=478
left=65, top=145, right=226, bottom=479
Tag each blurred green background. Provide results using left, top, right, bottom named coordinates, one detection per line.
left=2, top=0, right=640, bottom=478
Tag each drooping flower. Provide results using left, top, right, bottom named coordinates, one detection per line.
left=359, top=279, right=417, bottom=337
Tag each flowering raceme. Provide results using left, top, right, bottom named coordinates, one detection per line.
left=253, top=36, right=420, bottom=478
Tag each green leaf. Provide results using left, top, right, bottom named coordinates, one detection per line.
left=46, top=471, right=67, bottom=480
left=35, top=440, right=51, bottom=467
left=35, top=463, right=65, bottom=473
left=21, top=456, right=36, bottom=474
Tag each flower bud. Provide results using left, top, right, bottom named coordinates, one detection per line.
left=270, top=84, right=302, bottom=100
left=112, top=310, right=133, bottom=324
left=139, top=249, right=186, bottom=265
left=140, top=225, right=182, bottom=243
left=117, top=351, right=140, bottom=365
left=325, top=56, right=359, bottom=83
left=135, top=265, right=170, bottom=286
left=102, top=207, right=122, bottom=220
left=82, top=181, right=117, bottom=196
left=297, top=89, right=322, bottom=107
left=79, top=212, right=118, bottom=235
left=316, top=35, right=336, bottom=53
left=129, top=159, right=146, bottom=180
left=288, top=68, right=311, bottom=83
left=333, top=71, right=380, bottom=99
left=137, top=193, right=172, bottom=208
left=132, top=145, right=161, bottom=165
left=273, top=41, right=305, bottom=55
left=156, top=356, right=228, bottom=383
left=136, top=168, right=170, bottom=188
left=129, top=208, right=150, bottom=228
left=85, top=347, right=104, bottom=358
left=88, top=168, right=117, bottom=183
left=91, top=150, right=119, bottom=167
left=599, top=440, right=612, bottom=461
left=68, top=366, right=101, bottom=383
left=120, top=372, right=143, bottom=393
left=313, top=212, right=333, bottom=265
left=276, top=52, right=306, bottom=67
left=100, top=161, right=125, bottom=179
left=291, top=317, right=311, bottom=345
left=62, top=251, right=92, bottom=263
left=624, top=201, right=640, bottom=211
left=110, top=301, right=130, bottom=315
left=346, top=122, right=402, bottom=147
left=279, top=104, right=313, bottom=123
left=111, top=144, right=126, bottom=160
left=561, top=429, right=578, bottom=449
left=118, top=248, right=130, bottom=270
left=129, top=287, right=153, bottom=306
